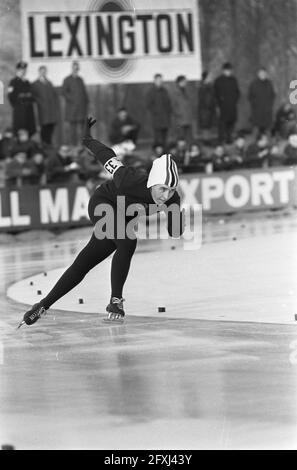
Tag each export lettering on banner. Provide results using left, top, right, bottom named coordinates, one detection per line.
left=0, top=168, right=296, bottom=231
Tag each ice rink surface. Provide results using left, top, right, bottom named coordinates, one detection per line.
left=1, top=210, right=297, bottom=449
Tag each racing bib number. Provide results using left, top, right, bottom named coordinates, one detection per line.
left=104, top=158, right=124, bottom=176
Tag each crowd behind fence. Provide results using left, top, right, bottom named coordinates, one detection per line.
left=1, top=60, right=297, bottom=191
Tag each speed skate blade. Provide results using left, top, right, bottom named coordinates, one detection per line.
left=103, top=317, right=124, bottom=324
left=17, top=320, right=25, bottom=330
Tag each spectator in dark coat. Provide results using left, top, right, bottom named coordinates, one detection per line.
left=11, top=128, right=40, bottom=159
left=30, top=151, right=47, bottom=185
left=75, top=146, right=103, bottom=182
left=45, top=145, right=80, bottom=184
left=229, top=135, right=248, bottom=169
left=62, top=61, right=89, bottom=146
left=172, top=137, right=187, bottom=170
left=248, top=68, right=275, bottom=135
left=197, top=71, right=216, bottom=140
left=214, top=62, right=240, bottom=144
left=146, top=74, right=172, bottom=148
left=0, top=127, right=15, bottom=160
left=284, top=134, right=297, bottom=166
left=7, top=61, right=36, bottom=136
left=273, top=103, right=296, bottom=139
left=172, top=75, right=193, bottom=145
left=109, top=107, right=140, bottom=144
left=269, top=141, right=287, bottom=167
left=151, top=143, right=165, bottom=159
left=32, top=66, right=59, bottom=145
left=5, top=151, right=27, bottom=187
left=211, top=144, right=233, bottom=172
left=5, top=151, right=41, bottom=187
left=183, top=142, right=206, bottom=173
left=245, top=133, right=271, bottom=168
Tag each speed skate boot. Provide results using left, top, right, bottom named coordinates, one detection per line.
left=104, top=297, right=125, bottom=323
left=17, top=302, right=47, bottom=329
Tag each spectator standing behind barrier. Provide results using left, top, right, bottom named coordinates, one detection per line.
left=11, top=128, right=40, bottom=159
left=210, top=144, right=230, bottom=172
left=284, top=133, right=297, bottom=166
left=248, top=68, right=275, bottom=136
left=273, top=103, right=296, bottom=139
left=245, top=133, right=271, bottom=168
left=109, top=107, right=140, bottom=144
left=0, top=127, right=15, bottom=160
left=7, top=61, right=36, bottom=137
left=45, top=145, right=81, bottom=184
left=214, top=62, right=240, bottom=144
left=62, top=61, right=89, bottom=146
left=74, top=146, right=103, bottom=182
left=30, top=151, right=47, bottom=185
left=183, top=142, right=206, bottom=173
left=146, top=73, right=172, bottom=148
left=32, top=66, right=59, bottom=146
left=269, top=141, right=287, bottom=167
left=229, top=134, right=248, bottom=169
left=5, top=151, right=42, bottom=187
left=197, top=71, right=216, bottom=141
left=172, top=75, right=193, bottom=145
left=173, top=137, right=188, bottom=170
left=145, top=144, right=165, bottom=173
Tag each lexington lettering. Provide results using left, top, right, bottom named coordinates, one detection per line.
left=28, top=11, right=194, bottom=59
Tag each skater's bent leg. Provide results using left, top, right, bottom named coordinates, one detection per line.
left=110, top=237, right=137, bottom=298
left=41, top=234, right=116, bottom=309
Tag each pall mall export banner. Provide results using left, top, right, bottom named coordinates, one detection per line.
left=0, top=167, right=297, bottom=232
left=20, top=0, right=202, bottom=85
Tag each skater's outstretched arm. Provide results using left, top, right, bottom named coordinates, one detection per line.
left=82, top=117, right=143, bottom=188
left=82, top=117, right=121, bottom=169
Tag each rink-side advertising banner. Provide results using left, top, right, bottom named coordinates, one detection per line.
left=0, top=167, right=297, bottom=232
left=20, top=0, right=202, bottom=84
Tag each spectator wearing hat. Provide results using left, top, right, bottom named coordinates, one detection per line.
left=7, top=61, right=36, bottom=136
left=214, top=62, right=240, bottom=144
left=32, top=66, right=59, bottom=146
left=62, top=61, right=89, bottom=146
left=172, top=75, right=193, bottom=145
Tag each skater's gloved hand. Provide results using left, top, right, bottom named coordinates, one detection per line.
left=84, top=117, right=97, bottom=137
left=87, top=116, right=97, bottom=129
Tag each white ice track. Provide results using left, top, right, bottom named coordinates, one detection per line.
left=7, top=228, right=297, bottom=325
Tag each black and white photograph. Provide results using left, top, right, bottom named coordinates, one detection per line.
left=0, top=0, right=297, bottom=452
